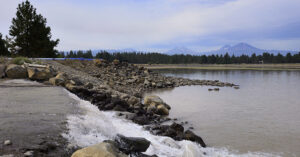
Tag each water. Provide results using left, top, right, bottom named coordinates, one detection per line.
left=147, top=69, right=300, bottom=157
left=63, top=88, right=279, bottom=157
left=0, top=79, right=291, bottom=157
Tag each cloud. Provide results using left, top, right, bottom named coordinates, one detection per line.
left=0, top=0, right=299, bottom=51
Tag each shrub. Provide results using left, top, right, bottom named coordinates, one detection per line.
left=11, top=57, right=32, bottom=65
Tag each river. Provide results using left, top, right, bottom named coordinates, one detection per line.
left=147, top=69, right=300, bottom=157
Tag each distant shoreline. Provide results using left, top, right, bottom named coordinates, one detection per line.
left=141, top=63, right=300, bottom=71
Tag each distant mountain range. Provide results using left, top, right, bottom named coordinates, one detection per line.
left=164, top=43, right=298, bottom=56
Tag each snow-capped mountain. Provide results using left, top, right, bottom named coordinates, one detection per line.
left=164, top=47, right=198, bottom=55
left=208, top=43, right=297, bottom=56
left=165, top=43, right=298, bottom=56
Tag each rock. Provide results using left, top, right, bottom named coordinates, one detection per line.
left=56, top=72, right=68, bottom=80
left=84, top=82, right=93, bottom=89
left=144, top=79, right=150, bottom=86
left=71, top=142, right=126, bottom=157
left=156, top=82, right=163, bottom=88
left=4, top=140, right=12, bottom=145
left=144, top=95, right=164, bottom=106
left=5, top=64, right=27, bottom=78
left=115, top=134, right=151, bottom=153
left=27, top=67, right=53, bottom=80
left=156, top=104, right=169, bottom=115
left=208, top=88, right=213, bottom=91
left=170, top=122, right=184, bottom=132
left=234, top=86, right=240, bottom=89
left=0, top=64, right=6, bottom=78
left=24, top=151, right=34, bottom=157
left=113, top=59, right=120, bottom=65
left=132, top=115, right=150, bottom=125
left=214, top=88, right=220, bottom=91
left=49, top=77, right=65, bottom=86
left=184, top=130, right=206, bottom=147
left=127, top=96, right=139, bottom=105
left=65, top=83, right=79, bottom=92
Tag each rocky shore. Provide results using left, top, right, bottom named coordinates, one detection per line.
left=0, top=59, right=238, bottom=157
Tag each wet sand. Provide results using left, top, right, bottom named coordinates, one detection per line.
left=0, top=79, right=77, bottom=156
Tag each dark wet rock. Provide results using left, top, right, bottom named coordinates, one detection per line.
left=184, top=130, right=206, bottom=147
left=115, top=134, right=151, bottom=153
left=132, top=115, right=150, bottom=125
left=170, top=122, right=184, bottom=132
left=5, top=64, right=27, bottom=78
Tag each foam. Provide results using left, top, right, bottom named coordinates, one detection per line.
left=63, top=90, right=280, bottom=157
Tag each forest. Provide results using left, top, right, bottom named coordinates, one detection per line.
left=62, top=50, right=300, bottom=64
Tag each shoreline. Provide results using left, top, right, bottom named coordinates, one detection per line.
left=141, top=63, right=300, bottom=71
left=1, top=59, right=238, bottom=156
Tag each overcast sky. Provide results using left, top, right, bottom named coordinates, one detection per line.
left=1, top=0, right=300, bottom=52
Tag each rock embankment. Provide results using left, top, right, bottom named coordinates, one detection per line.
left=0, top=59, right=238, bottom=156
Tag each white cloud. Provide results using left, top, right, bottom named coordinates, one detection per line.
left=0, top=0, right=299, bottom=51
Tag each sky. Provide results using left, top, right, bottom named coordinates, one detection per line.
left=0, top=0, right=300, bottom=52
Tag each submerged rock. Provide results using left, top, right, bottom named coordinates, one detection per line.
left=71, top=142, right=127, bottom=157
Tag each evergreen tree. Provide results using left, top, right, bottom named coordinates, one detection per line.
left=0, top=33, right=10, bottom=56
left=8, top=0, right=59, bottom=57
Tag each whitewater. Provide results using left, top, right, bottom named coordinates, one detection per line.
left=63, top=89, right=280, bottom=157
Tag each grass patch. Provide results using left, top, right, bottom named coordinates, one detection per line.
left=11, top=57, right=32, bottom=65
left=0, top=56, right=8, bottom=64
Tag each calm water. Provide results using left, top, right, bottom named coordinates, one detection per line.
left=149, top=69, right=300, bottom=157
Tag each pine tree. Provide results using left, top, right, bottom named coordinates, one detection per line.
left=0, top=33, right=10, bottom=56
left=8, top=0, right=59, bottom=57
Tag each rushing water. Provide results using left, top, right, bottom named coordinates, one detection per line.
left=147, top=69, right=300, bottom=157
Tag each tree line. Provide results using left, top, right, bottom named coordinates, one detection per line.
left=58, top=50, right=300, bottom=64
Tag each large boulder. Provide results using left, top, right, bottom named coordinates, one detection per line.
left=5, top=64, right=27, bottom=78
left=144, top=95, right=170, bottom=115
left=115, top=134, right=151, bottom=153
left=27, top=67, right=53, bottom=80
left=0, top=64, right=6, bottom=78
left=71, top=142, right=126, bottom=157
